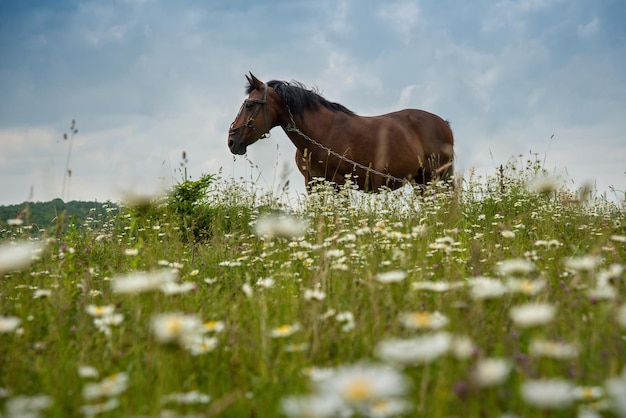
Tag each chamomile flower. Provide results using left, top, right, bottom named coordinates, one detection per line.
left=365, top=398, right=412, bottom=417
left=159, top=281, right=196, bottom=295
left=506, top=278, right=547, bottom=295
left=374, top=270, right=407, bottom=284
left=501, top=230, right=516, bottom=239
left=86, top=305, right=116, bottom=317
left=161, top=390, right=211, bottom=405
left=606, top=367, right=626, bottom=417
left=376, top=332, right=451, bottom=365
left=496, top=259, right=535, bottom=276
left=303, top=288, right=327, bottom=301
left=32, top=289, right=52, bottom=299
left=529, top=176, right=559, bottom=194
left=186, top=336, right=218, bottom=355
left=529, top=338, right=578, bottom=359
left=270, top=323, right=301, bottom=338
left=78, top=366, right=99, bottom=379
left=0, top=316, right=21, bottom=333
left=0, top=240, right=46, bottom=274
left=203, top=320, right=225, bottom=333
left=82, top=372, right=129, bottom=400
left=564, top=255, right=601, bottom=273
left=411, top=281, right=464, bottom=292
left=254, top=213, right=306, bottom=239
left=280, top=393, right=346, bottom=418
left=509, top=302, right=555, bottom=328
left=471, top=358, right=512, bottom=388
left=111, top=269, right=177, bottom=294
left=5, top=395, right=53, bottom=417
left=398, top=311, right=449, bottom=330
left=151, top=313, right=203, bottom=347
left=315, top=363, right=410, bottom=405
left=520, top=378, right=576, bottom=409
left=468, top=276, right=507, bottom=300
left=79, top=398, right=120, bottom=416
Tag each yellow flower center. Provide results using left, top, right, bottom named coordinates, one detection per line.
left=343, top=379, right=373, bottom=401
left=410, top=312, right=431, bottom=327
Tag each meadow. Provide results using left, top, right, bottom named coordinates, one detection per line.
left=1, top=155, right=625, bottom=417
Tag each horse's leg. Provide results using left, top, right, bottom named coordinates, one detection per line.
left=295, top=149, right=312, bottom=194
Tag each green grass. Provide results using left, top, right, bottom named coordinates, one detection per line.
left=1, top=157, right=625, bottom=417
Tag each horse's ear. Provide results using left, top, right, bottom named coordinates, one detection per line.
left=248, top=72, right=263, bottom=90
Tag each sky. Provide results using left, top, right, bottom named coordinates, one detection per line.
left=1, top=0, right=625, bottom=205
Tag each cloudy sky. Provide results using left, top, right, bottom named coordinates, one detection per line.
left=1, top=0, right=625, bottom=205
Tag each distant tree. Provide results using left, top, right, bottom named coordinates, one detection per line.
left=0, top=199, right=117, bottom=236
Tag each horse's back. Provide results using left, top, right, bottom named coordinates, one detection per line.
left=375, top=109, right=454, bottom=158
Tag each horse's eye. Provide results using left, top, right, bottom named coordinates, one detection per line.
left=245, top=103, right=254, bottom=109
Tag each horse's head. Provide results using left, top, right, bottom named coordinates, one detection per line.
left=228, top=73, right=274, bottom=155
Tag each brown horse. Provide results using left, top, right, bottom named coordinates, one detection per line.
left=228, top=72, right=454, bottom=192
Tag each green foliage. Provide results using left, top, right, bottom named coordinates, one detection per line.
left=0, top=164, right=625, bottom=417
left=0, top=199, right=116, bottom=236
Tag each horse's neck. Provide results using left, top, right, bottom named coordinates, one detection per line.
left=283, top=108, right=342, bottom=153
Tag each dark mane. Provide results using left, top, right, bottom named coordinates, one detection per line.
left=246, top=79, right=355, bottom=117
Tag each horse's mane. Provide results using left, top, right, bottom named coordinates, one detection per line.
left=246, top=79, right=355, bottom=117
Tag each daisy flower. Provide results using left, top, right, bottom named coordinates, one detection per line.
left=468, top=276, right=507, bottom=300
left=506, top=278, right=547, bottom=295
left=375, top=271, right=407, bottom=284
left=79, top=398, right=120, bottom=416
left=471, top=358, right=512, bottom=388
left=509, top=302, right=555, bottom=328
left=78, top=366, right=99, bottom=379
left=303, top=288, right=327, bottom=301
left=151, top=313, right=203, bottom=347
left=496, top=259, right=535, bottom=276
left=529, top=176, right=559, bottom=194
left=111, top=269, right=177, bottom=294
left=186, top=336, right=218, bottom=356
left=0, top=316, right=21, bottom=333
left=32, top=289, right=52, bottom=299
left=520, top=378, right=576, bottom=409
left=398, top=311, right=449, bottom=330
left=563, top=255, right=601, bottom=273
left=411, top=281, right=464, bottom=292
left=0, top=240, right=46, bottom=274
left=376, top=332, right=451, bottom=365
left=315, top=363, right=409, bottom=406
left=159, top=281, right=196, bottom=295
left=270, top=323, right=301, bottom=338
left=5, top=395, right=52, bottom=417
left=280, top=393, right=346, bottom=418
left=203, top=320, right=225, bottom=333
left=161, top=390, right=211, bottom=405
left=529, top=339, right=578, bottom=359
left=254, top=213, right=306, bottom=238
left=85, top=305, right=116, bottom=317
left=500, top=230, right=515, bottom=239
left=606, top=367, right=626, bottom=417
left=82, top=372, right=129, bottom=400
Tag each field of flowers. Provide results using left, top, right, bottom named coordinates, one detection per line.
left=1, top=157, right=625, bottom=417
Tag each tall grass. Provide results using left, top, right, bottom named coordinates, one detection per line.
left=1, top=155, right=625, bottom=417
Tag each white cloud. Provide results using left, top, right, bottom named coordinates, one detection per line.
left=577, top=17, right=600, bottom=39
left=377, top=1, right=420, bottom=45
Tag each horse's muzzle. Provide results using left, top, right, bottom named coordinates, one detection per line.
left=228, top=135, right=247, bottom=155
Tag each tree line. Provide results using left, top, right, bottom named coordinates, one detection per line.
left=0, top=199, right=117, bottom=233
